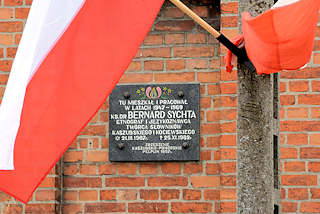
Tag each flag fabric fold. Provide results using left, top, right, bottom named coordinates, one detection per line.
left=0, top=0, right=164, bottom=203
left=242, top=0, right=320, bottom=74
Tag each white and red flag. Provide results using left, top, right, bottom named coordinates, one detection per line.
left=226, top=0, right=320, bottom=74
left=0, top=0, right=164, bottom=203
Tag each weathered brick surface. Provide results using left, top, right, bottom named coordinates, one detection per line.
left=0, top=1, right=319, bottom=213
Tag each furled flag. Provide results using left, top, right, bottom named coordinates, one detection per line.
left=0, top=0, right=164, bottom=203
left=225, top=0, right=320, bottom=74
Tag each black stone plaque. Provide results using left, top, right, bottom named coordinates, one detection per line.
left=109, top=83, right=200, bottom=161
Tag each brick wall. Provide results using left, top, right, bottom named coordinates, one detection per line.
left=0, top=0, right=319, bottom=213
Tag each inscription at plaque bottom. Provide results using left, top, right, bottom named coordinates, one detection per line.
left=109, top=83, right=200, bottom=161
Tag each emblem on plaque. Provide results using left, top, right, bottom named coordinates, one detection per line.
left=109, top=83, right=200, bottom=162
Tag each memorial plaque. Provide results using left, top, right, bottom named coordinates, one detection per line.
left=109, top=83, right=200, bottom=161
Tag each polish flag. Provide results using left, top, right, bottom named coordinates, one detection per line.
left=242, top=0, right=320, bottom=74
left=225, top=0, right=320, bottom=74
left=0, top=0, right=164, bottom=203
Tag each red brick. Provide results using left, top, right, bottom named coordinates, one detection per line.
left=281, top=121, right=320, bottom=132
left=220, top=188, right=236, bottom=200
left=100, top=190, right=116, bottom=201
left=85, top=150, right=108, bottom=162
left=165, top=33, right=184, bottom=44
left=221, top=175, right=236, bottom=186
left=221, top=2, right=238, bottom=14
left=161, top=162, right=181, bottom=174
left=98, top=163, right=116, bottom=175
left=200, top=97, right=211, bottom=108
left=204, top=189, right=219, bottom=200
left=301, top=147, right=320, bottom=159
left=201, top=150, right=212, bottom=161
left=118, top=190, right=137, bottom=200
left=4, top=0, right=23, bottom=6
left=128, top=203, right=168, bottom=213
left=186, top=33, right=206, bottom=44
left=200, top=123, right=220, bottom=135
left=190, top=176, right=219, bottom=187
left=63, top=151, right=83, bottom=162
left=155, top=20, right=194, bottom=31
left=166, top=59, right=186, bottom=70
left=63, top=190, right=77, bottom=201
left=140, top=190, right=159, bottom=200
left=288, top=188, right=308, bottom=200
left=300, top=202, right=320, bottom=213
left=282, top=201, right=297, bottom=213
left=311, top=107, right=320, bottom=119
left=35, top=190, right=56, bottom=201
left=155, top=72, right=195, bottom=82
left=0, top=34, right=13, bottom=45
left=221, top=121, right=236, bottom=133
left=221, top=162, right=236, bottom=173
left=80, top=124, right=106, bottom=136
left=171, top=202, right=212, bottom=213
left=312, top=80, right=320, bottom=91
left=0, top=60, right=12, bottom=72
left=139, top=163, right=159, bottom=174
left=281, top=68, right=320, bottom=79
left=25, top=204, right=56, bottom=213
left=188, top=59, right=207, bottom=69
left=206, top=163, right=220, bottom=175
left=286, top=107, right=309, bottom=119
left=282, top=175, right=317, bottom=186
left=161, top=189, right=180, bottom=200
left=148, top=177, right=187, bottom=187
left=117, top=163, right=137, bottom=175
left=215, top=202, right=236, bottom=213
left=221, top=16, right=238, bottom=27
left=106, top=177, right=145, bottom=187
left=143, top=34, right=162, bottom=45
left=220, top=96, right=237, bottom=107
left=0, top=73, right=9, bottom=85
left=127, top=61, right=141, bottom=71
left=280, top=148, right=298, bottom=159
left=308, top=162, right=320, bottom=172
left=79, top=190, right=98, bottom=201
left=164, top=7, right=184, bottom=18
left=284, top=161, right=305, bottom=172
left=183, top=163, right=203, bottom=174
left=2, top=204, right=23, bottom=214
left=289, top=80, right=309, bottom=92
left=62, top=204, right=83, bottom=214
left=173, top=47, right=214, bottom=58
left=190, top=6, right=208, bottom=17
left=299, top=94, right=320, bottom=105
left=119, top=73, right=153, bottom=83
left=6, top=47, right=17, bottom=58
left=311, top=188, right=320, bottom=199
left=85, top=203, right=125, bottom=213
left=144, top=60, right=163, bottom=71
left=220, top=135, right=236, bottom=146
left=183, top=189, right=201, bottom=200
left=220, top=82, right=237, bottom=94
left=0, top=8, right=13, bottom=19
left=220, top=148, right=236, bottom=160
left=280, top=95, right=295, bottom=105
left=137, top=47, right=171, bottom=58
left=64, top=177, right=101, bottom=188
left=286, top=133, right=308, bottom=145
left=206, top=136, right=220, bottom=147
left=38, top=177, right=56, bottom=188
left=15, top=8, right=30, bottom=19
left=0, top=21, right=23, bottom=32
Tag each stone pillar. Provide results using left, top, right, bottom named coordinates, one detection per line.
left=237, top=1, right=280, bottom=213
